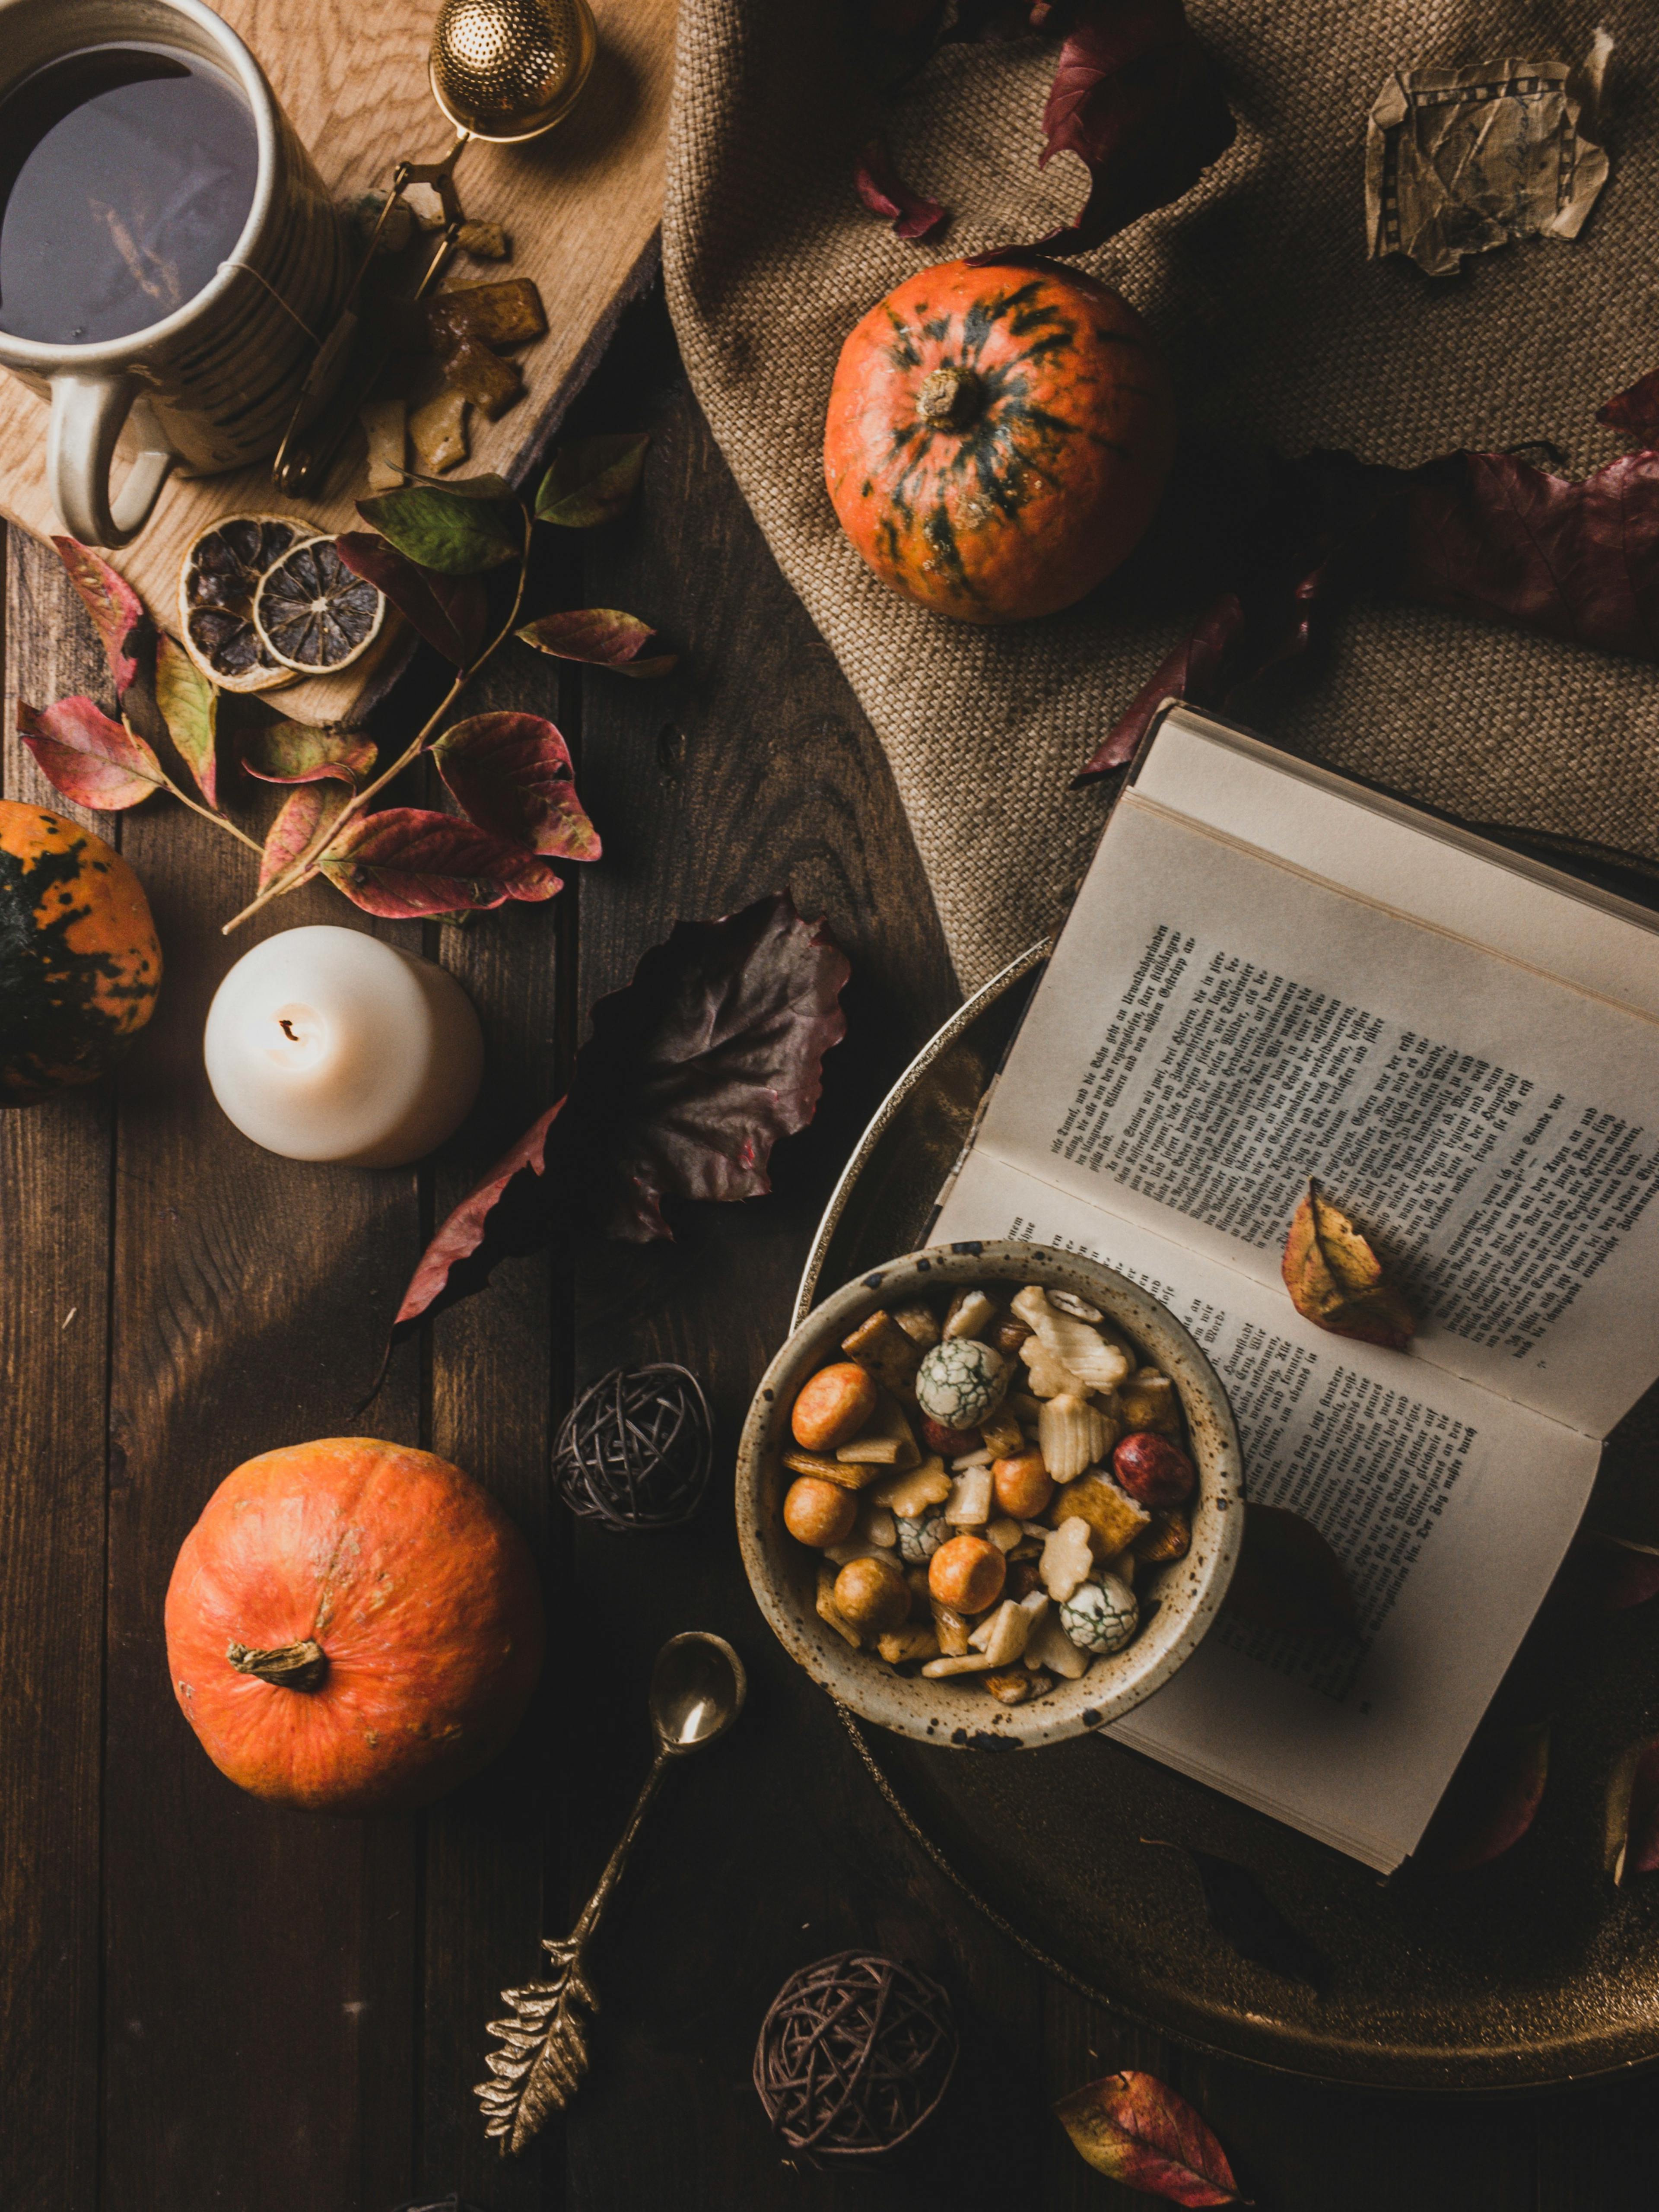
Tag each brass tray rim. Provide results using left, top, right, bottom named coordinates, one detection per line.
left=798, top=944, right=1659, bottom=2098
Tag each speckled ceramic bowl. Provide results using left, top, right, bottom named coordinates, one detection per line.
left=737, top=1241, right=1244, bottom=1751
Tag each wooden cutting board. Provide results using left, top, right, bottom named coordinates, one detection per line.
left=0, top=0, right=677, bottom=725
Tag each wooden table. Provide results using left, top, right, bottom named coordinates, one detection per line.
left=6, top=284, right=1659, bottom=2212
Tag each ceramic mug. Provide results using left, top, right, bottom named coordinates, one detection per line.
left=0, top=0, right=347, bottom=547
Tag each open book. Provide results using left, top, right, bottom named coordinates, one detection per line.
left=930, top=706, right=1659, bottom=1872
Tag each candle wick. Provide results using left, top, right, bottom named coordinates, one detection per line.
left=279, top=1018, right=299, bottom=1042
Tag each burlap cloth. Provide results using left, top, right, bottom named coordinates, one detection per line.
left=663, top=2, right=1659, bottom=993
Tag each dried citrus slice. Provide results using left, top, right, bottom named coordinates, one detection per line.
left=251, top=538, right=387, bottom=677
left=177, top=515, right=318, bottom=694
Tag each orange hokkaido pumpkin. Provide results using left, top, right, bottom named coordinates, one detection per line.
left=165, top=1437, right=544, bottom=1813
left=824, top=258, right=1176, bottom=623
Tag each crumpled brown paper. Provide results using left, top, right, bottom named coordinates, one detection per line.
left=1366, top=35, right=1612, bottom=277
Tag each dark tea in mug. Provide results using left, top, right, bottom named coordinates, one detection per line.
left=0, top=43, right=258, bottom=345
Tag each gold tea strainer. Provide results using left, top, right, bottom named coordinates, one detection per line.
left=271, top=0, right=597, bottom=495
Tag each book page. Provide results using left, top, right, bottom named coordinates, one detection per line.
left=934, top=1149, right=1598, bottom=1871
left=974, top=791, right=1659, bottom=1436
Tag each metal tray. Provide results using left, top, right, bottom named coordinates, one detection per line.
left=794, top=948, right=1659, bottom=2093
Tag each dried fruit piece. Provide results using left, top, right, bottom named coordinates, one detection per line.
left=251, top=537, right=386, bottom=676
left=443, top=333, right=524, bottom=418
left=360, top=397, right=407, bottom=491
left=410, top=385, right=469, bottom=475
left=177, top=514, right=316, bottom=693
left=1282, top=1179, right=1414, bottom=1348
left=425, top=276, right=547, bottom=352
left=458, top=219, right=509, bottom=260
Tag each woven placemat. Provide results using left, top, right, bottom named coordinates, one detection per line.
left=664, top=1, right=1659, bottom=991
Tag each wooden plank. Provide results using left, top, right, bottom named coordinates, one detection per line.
left=0, top=0, right=676, bottom=726
left=0, top=531, right=113, bottom=2211
left=75, top=555, right=433, bottom=2202
left=564, top=334, right=1038, bottom=2208
left=419, top=639, right=580, bottom=2208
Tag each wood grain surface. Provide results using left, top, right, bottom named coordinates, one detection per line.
left=0, top=0, right=675, bottom=725
left=7, top=283, right=1659, bottom=2210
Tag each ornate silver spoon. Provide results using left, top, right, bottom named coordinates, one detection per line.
left=475, top=1630, right=747, bottom=2155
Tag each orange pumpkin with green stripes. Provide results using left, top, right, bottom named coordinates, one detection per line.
left=824, top=258, right=1176, bottom=624
left=1, top=802, right=161, bottom=1105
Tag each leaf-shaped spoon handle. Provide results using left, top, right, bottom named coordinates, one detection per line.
left=474, top=1632, right=745, bottom=2155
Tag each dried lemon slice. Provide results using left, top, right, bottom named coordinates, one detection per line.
left=178, top=514, right=318, bottom=694
left=251, top=538, right=387, bottom=676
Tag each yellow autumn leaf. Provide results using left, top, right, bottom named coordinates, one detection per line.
left=1281, top=1179, right=1414, bottom=1349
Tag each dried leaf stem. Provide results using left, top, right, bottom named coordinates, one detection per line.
left=219, top=508, right=534, bottom=935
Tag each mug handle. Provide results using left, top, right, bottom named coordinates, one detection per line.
left=48, top=373, right=176, bottom=550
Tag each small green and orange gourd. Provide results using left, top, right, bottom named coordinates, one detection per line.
left=0, top=801, right=161, bottom=1104
left=824, top=258, right=1176, bottom=623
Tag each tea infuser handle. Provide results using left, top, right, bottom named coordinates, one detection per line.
left=48, top=373, right=176, bottom=550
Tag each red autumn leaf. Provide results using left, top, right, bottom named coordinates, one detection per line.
left=432, top=711, right=601, bottom=860
left=1608, top=1735, right=1659, bottom=1884
left=1023, top=0, right=1236, bottom=256
left=1597, top=368, right=1659, bottom=442
left=1077, top=593, right=1247, bottom=779
left=1418, top=1719, right=1550, bottom=1872
left=334, top=532, right=489, bottom=668
left=1596, top=1538, right=1659, bottom=1612
left=1222, top=1503, right=1359, bottom=1644
left=17, top=697, right=167, bottom=811
left=259, top=782, right=350, bottom=892
left=564, top=890, right=849, bottom=1240
left=242, top=721, right=378, bottom=786
left=516, top=607, right=677, bottom=678
left=152, top=632, right=219, bottom=808
left=51, top=536, right=145, bottom=698
left=1055, top=2071, right=1242, bottom=2206
left=854, top=133, right=947, bottom=240
left=388, top=1101, right=567, bottom=1355
left=318, top=806, right=561, bottom=918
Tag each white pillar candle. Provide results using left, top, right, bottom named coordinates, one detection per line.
left=203, top=926, right=484, bottom=1167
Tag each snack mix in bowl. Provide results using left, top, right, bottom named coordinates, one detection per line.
left=780, top=1276, right=1197, bottom=1708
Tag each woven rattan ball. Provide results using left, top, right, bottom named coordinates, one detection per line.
left=753, top=1951, right=957, bottom=2157
left=553, top=1363, right=712, bottom=1532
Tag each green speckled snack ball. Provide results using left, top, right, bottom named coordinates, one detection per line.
left=914, top=1337, right=1008, bottom=1428
left=1060, top=1574, right=1139, bottom=1655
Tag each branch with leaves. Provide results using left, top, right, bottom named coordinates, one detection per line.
left=17, top=434, right=677, bottom=933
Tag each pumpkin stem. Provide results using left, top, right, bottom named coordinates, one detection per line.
left=917, top=365, right=982, bottom=431
left=226, top=1637, right=329, bottom=1691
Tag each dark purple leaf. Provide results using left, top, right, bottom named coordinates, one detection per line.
left=563, top=890, right=849, bottom=1241
left=1608, top=1736, right=1659, bottom=1884
left=1598, top=368, right=1659, bottom=442
left=242, top=722, right=378, bottom=786
left=1168, top=1846, right=1328, bottom=1989
left=373, top=892, right=850, bottom=1375
left=1018, top=0, right=1236, bottom=257
left=50, top=536, right=145, bottom=698
left=334, top=532, right=489, bottom=667
left=1075, top=594, right=1247, bottom=779
left=1221, top=1503, right=1359, bottom=1644
left=259, top=782, right=348, bottom=892
left=318, top=807, right=562, bottom=917
left=432, top=711, right=601, bottom=859
left=1418, top=1719, right=1550, bottom=1871
left=17, top=697, right=166, bottom=810
left=854, top=134, right=947, bottom=240
left=1400, top=448, right=1659, bottom=658
left=516, top=607, right=677, bottom=678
